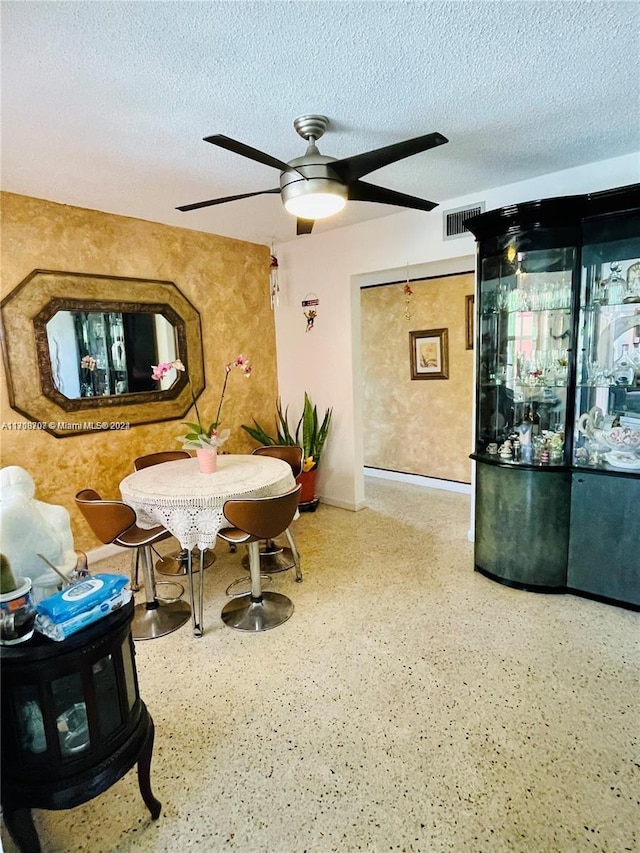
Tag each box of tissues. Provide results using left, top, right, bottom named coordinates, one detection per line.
left=35, top=573, right=131, bottom=641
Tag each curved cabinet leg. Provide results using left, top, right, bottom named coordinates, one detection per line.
left=137, top=716, right=161, bottom=820
left=3, top=806, right=42, bottom=853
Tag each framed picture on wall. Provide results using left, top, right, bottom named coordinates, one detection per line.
left=410, top=328, right=449, bottom=380
left=465, top=294, right=474, bottom=350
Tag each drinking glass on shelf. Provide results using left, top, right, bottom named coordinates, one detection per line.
left=589, top=361, right=613, bottom=386
left=592, top=278, right=608, bottom=305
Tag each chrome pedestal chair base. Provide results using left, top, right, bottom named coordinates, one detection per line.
left=217, top=487, right=302, bottom=633
left=132, top=599, right=192, bottom=640
left=131, top=546, right=191, bottom=640
left=241, top=538, right=295, bottom=574
left=226, top=574, right=273, bottom=598
left=130, top=550, right=186, bottom=602
left=221, top=591, right=294, bottom=632
left=243, top=530, right=302, bottom=582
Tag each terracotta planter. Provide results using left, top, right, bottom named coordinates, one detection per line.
left=296, top=469, right=317, bottom=505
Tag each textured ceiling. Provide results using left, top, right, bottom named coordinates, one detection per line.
left=2, top=1, right=639, bottom=246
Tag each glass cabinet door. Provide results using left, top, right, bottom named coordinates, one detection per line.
left=477, top=240, right=576, bottom=465
left=574, top=210, right=640, bottom=471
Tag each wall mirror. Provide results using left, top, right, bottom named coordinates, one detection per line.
left=45, top=308, right=179, bottom=400
left=1, top=270, right=204, bottom=437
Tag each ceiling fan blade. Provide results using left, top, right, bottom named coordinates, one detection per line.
left=296, top=218, right=314, bottom=235
left=332, top=132, right=448, bottom=181
left=348, top=180, right=438, bottom=212
left=176, top=188, right=280, bottom=212
left=204, top=134, right=301, bottom=174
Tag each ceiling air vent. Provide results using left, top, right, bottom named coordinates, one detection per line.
left=443, top=203, right=485, bottom=240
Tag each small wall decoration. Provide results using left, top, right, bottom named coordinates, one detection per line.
left=302, top=292, right=319, bottom=332
left=410, top=328, right=449, bottom=380
left=465, top=294, right=474, bottom=350
left=402, top=263, right=413, bottom=320
left=269, top=251, right=280, bottom=309
left=403, top=282, right=413, bottom=320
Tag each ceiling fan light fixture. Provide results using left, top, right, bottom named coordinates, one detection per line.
left=283, top=190, right=347, bottom=220
left=178, top=115, right=448, bottom=235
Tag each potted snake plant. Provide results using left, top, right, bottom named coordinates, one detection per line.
left=241, top=393, right=332, bottom=508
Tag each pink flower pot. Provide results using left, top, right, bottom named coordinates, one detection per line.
left=196, top=447, right=217, bottom=474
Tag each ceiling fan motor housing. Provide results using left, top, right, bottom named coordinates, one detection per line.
left=280, top=148, right=348, bottom=218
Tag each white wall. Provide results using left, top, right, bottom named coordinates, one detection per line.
left=274, top=153, right=640, bottom=511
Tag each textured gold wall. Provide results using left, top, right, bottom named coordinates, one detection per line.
left=0, top=192, right=277, bottom=551
left=361, top=274, right=474, bottom=483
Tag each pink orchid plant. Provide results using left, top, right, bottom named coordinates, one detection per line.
left=151, top=356, right=251, bottom=450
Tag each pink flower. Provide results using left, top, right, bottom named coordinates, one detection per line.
left=216, top=356, right=252, bottom=424
left=151, top=362, right=171, bottom=381
left=152, top=355, right=251, bottom=449
left=151, top=359, right=185, bottom=381
left=232, top=355, right=252, bottom=376
left=225, top=355, right=252, bottom=376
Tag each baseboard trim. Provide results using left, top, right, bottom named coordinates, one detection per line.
left=319, top=495, right=367, bottom=512
left=86, top=543, right=123, bottom=565
left=364, top=467, right=472, bottom=495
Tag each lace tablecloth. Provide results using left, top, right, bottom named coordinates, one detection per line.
left=119, top=455, right=295, bottom=550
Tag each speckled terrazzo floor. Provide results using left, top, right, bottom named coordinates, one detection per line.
left=2, top=477, right=638, bottom=853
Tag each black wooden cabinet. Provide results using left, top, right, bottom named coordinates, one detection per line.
left=467, top=183, right=640, bottom=610
left=1, top=600, right=161, bottom=852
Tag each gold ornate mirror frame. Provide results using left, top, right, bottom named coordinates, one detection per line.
left=0, top=270, right=204, bottom=437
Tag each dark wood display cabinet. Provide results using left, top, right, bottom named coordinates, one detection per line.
left=466, top=183, right=640, bottom=610
left=1, top=599, right=161, bottom=852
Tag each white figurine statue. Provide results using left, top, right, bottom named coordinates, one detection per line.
left=0, top=466, right=77, bottom=585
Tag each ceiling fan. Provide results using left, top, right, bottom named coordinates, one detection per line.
left=177, top=115, right=448, bottom=235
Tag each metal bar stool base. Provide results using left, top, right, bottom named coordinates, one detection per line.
left=221, top=592, right=294, bottom=632
left=225, top=574, right=273, bottom=598
left=156, top=549, right=215, bottom=576
left=156, top=580, right=185, bottom=602
left=242, top=547, right=295, bottom=574
left=132, top=600, right=191, bottom=641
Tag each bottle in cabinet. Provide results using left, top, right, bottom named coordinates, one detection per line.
left=613, top=344, right=634, bottom=387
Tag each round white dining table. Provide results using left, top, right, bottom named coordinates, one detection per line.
left=119, top=454, right=295, bottom=636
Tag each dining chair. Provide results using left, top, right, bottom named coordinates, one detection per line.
left=217, top=485, right=302, bottom=631
left=75, top=489, right=191, bottom=640
left=133, top=451, right=215, bottom=585
left=246, top=445, right=303, bottom=581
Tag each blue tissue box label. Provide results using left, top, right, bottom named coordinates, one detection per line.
left=61, top=578, right=105, bottom=601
